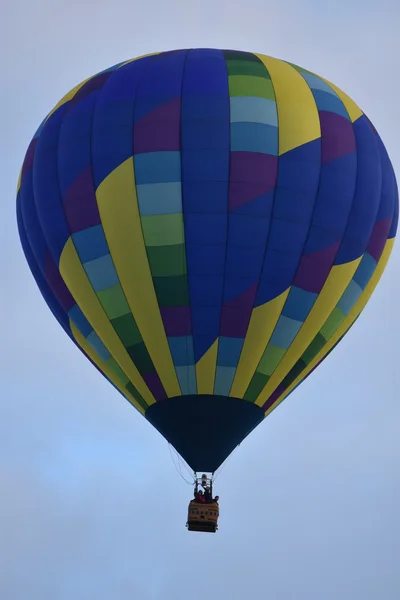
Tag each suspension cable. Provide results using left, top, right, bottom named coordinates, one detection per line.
left=167, top=443, right=195, bottom=485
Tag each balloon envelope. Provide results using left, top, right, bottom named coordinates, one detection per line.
left=17, top=49, right=398, bottom=472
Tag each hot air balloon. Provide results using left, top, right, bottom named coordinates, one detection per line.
left=17, top=49, right=398, bottom=533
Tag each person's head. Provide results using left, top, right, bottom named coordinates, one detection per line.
left=198, top=490, right=203, bottom=495
left=215, top=496, right=219, bottom=501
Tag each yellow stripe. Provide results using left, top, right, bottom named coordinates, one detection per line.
left=43, top=54, right=158, bottom=135
left=45, top=78, right=92, bottom=122
left=196, top=339, right=219, bottom=394
left=96, top=158, right=181, bottom=398
left=70, top=321, right=145, bottom=415
left=255, top=257, right=362, bottom=407
left=119, top=51, right=159, bottom=68
left=265, top=238, right=395, bottom=416
left=230, top=289, right=289, bottom=398
left=256, top=54, right=321, bottom=155
left=320, top=77, right=363, bottom=123
left=59, top=237, right=155, bottom=406
left=17, top=168, right=22, bottom=193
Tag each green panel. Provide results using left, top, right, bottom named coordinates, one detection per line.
left=223, top=50, right=260, bottom=62
left=127, top=342, right=155, bottom=373
left=288, top=62, right=318, bottom=77
left=320, top=307, right=346, bottom=340
left=226, top=60, right=270, bottom=79
left=153, top=274, right=190, bottom=306
left=125, top=382, right=148, bottom=410
left=141, top=214, right=184, bottom=247
left=97, top=284, right=130, bottom=319
left=258, top=345, right=286, bottom=376
left=111, top=313, right=142, bottom=347
left=228, top=75, right=275, bottom=99
left=302, top=333, right=326, bottom=366
left=106, top=356, right=129, bottom=385
left=244, top=372, right=269, bottom=402
left=147, top=244, right=187, bottom=277
left=281, top=359, right=307, bottom=389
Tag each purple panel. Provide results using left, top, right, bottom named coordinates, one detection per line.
left=161, top=306, right=192, bottom=336
left=21, top=138, right=38, bottom=181
left=262, top=382, right=286, bottom=412
left=229, top=152, right=278, bottom=211
left=220, top=306, right=250, bottom=338
left=366, top=217, right=392, bottom=261
left=142, top=372, right=167, bottom=401
left=224, top=281, right=258, bottom=308
left=220, top=282, right=257, bottom=337
left=134, top=98, right=181, bottom=153
left=319, top=111, right=356, bottom=164
left=294, top=242, right=340, bottom=293
left=68, top=72, right=112, bottom=109
left=63, top=167, right=101, bottom=233
left=45, top=252, right=75, bottom=312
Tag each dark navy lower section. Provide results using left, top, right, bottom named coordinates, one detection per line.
left=145, top=394, right=265, bottom=472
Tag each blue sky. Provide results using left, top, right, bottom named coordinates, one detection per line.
left=2, top=0, right=399, bottom=598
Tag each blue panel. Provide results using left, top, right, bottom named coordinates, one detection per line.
left=194, top=335, right=218, bottom=362
left=57, top=93, right=97, bottom=196
left=92, top=59, right=152, bottom=187
left=182, top=95, right=228, bottom=120
left=230, top=122, right=278, bottom=155
left=335, top=114, right=381, bottom=264
left=312, top=90, right=349, bottom=119
left=273, top=140, right=321, bottom=222
left=389, top=184, right=399, bottom=238
left=353, top=253, right=377, bottom=290
left=19, top=171, right=47, bottom=271
left=17, top=197, right=70, bottom=336
left=182, top=181, right=228, bottom=213
left=182, top=149, right=229, bottom=182
left=225, top=243, right=265, bottom=277
left=223, top=277, right=255, bottom=303
left=189, top=276, right=224, bottom=306
left=337, top=280, right=363, bottom=315
left=214, top=366, right=236, bottom=396
left=298, top=71, right=337, bottom=95
left=87, top=331, right=110, bottom=361
left=182, top=120, right=229, bottom=150
left=68, top=304, right=93, bottom=337
left=72, top=224, right=109, bottom=263
left=188, top=244, right=226, bottom=275
left=137, top=182, right=182, bottom=215
left=376, top=136, right=397, bottom=222
left=303, top=225, right=341, bottom=254
left=181, top=49, right=230, bottom=366
left=270, top=315, right=302, bottom=349
left=176, top=365, right=197, bottom=395
left=185, top=213, right=227, bottom=245
left=309, top=152, right=357, bottom=240
left=217, top=337, right=244, bottom=367
left=32, top=106, right=71, bottom=264
left=282, top=286, right=318, bottom=321
left=255, top=250, right=299, bottom=305
left=83, top=254, right=119, bottom=292
left=134, top=151, right=181, bottom=184
left=230, top=96, right=278, bottom=126
left=229, top=213, right=270, bottom=247
left=191, top=306, right=222, bottom=333
left=168, top=336, right=195, bottom=366
left=134, top=51, right=187, bottom=122
left=268, top=219, right=309, bottom=254
left=182, top=49, right=227, bottom=96
left=232, top=190, right=275, bottom=217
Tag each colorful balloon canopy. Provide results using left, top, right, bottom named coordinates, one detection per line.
left=17, top=49, right=398, bottom=473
